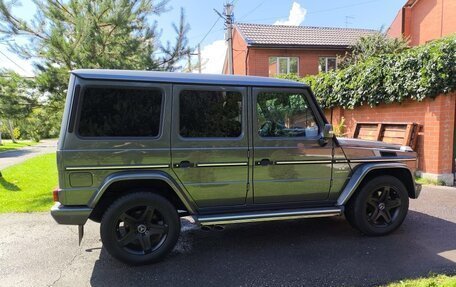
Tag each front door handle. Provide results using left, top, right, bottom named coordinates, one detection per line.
left=256, top=158, right=273, bottom=166
left=175, top=161, right=194, bottom=168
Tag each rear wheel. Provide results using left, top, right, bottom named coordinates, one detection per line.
left=100, top=192, right=180, bottom=265
left=345, top=175, right=409, bottom=236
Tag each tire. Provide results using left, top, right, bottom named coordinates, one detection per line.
left=100, top=192, right=180, bottom=265
left=345, top=175, right=409, bottom=236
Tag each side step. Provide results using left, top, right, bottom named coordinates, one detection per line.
left=196, top=207, right=343, bottom=226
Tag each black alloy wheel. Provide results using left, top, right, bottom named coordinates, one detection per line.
left=345, top=175, right=409, bottom=236
left=101, top=192, right=180, bottom=265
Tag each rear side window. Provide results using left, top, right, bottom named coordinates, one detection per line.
left=179, top=90, right=242, bottom=138
left=77, top=87, right=162, bottom=137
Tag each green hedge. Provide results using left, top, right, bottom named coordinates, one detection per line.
left=279, top=35, right=456, bottom=109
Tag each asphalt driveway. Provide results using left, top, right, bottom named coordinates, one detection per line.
left=1, top=185, right=455, bottom=287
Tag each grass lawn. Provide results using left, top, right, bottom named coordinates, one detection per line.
left=0, top=153, right=57, bottom=213
left=387, top=274, right=456, bottom=287
left=0, top=140, right=38, bottom=153
left=415, top=176, right=446, bottom=186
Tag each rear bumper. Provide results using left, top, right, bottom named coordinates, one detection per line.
left=50, top=202, right=92, bottom=225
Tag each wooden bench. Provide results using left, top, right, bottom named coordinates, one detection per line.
left=353, top=122, right=420, bottom=150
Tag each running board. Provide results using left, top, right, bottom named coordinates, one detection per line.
left=196, top=207, right=343, bottom=226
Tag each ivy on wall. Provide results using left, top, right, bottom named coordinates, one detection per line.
left=279, top=35, right=456, bottom=109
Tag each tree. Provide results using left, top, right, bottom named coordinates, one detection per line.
left=0, top=0, right=190, bottom=110
left=338, top=32, right=409, bottom=69
left=0, top=71, right=36, bottom=143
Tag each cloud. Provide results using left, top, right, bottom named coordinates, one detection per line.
left=274, top=2, right=307, bottom=26
left=198, top=39, right=226, bottom=74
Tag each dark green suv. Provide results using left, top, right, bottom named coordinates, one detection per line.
left=51, top=69, right=421, bottom=265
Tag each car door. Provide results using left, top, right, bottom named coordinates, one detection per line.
left=252, top=87, right=332, bottom=204
left=171, top=85, right=249, bottom=208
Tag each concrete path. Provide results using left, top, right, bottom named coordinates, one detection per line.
left=0, top=139, right=57, bottom=170
left=0, top=186, right=455, bottom=287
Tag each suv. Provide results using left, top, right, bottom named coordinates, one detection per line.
left=51, top=69, right=421, bottom=265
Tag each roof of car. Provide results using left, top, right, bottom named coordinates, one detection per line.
left=71, top=69, right=308, bottom=88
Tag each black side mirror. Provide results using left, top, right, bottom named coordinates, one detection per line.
left=322, top=124, right=334, bottom=139
left=318, top=124, right=333, bottom=146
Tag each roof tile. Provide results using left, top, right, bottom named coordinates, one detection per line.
left=235, top=23, right=378, bottom=47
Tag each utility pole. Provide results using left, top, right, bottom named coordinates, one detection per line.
left=224, top=2, right=234, bottom=75
left=197, top=44, right=202, bottom=74
left=186, top=50, right=193, bottom=73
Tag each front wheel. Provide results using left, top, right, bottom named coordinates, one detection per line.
left=345, top=175, right=409, bottom=236
left=100, top=192, right=180, bottom=265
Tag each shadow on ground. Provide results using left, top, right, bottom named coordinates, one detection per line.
left=0, top=176, right=20, bottom=191
left=87, top=210, right=456, bottom=286
left=0, top=149, right=34, bottom=158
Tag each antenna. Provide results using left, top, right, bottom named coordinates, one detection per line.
left=345, top=16, right=355, bottom=28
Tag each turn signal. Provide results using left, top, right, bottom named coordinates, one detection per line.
left=53, top=188, right=60, bottom=202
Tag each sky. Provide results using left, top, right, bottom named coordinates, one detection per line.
left=0, top=0, right=406, bottom=76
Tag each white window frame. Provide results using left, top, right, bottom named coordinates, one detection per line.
left=269, top=56, right=299, bottom=76
left=319, top=57, right=337, bottom=73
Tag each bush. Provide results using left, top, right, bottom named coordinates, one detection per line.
left=279, top=35, right=456, bottom=109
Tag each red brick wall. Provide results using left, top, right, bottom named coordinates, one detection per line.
left=246, top=48, right=347, bottom=77
left=326, top=93, right=456, bottom=174
left=388, top=0, right=456, bottom=46
left=388, top=9, right=404, bottom=38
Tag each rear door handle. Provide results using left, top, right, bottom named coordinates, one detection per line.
left=256, top=159, right=273, bottom=166
left=175, top=161, right=194, bottom=168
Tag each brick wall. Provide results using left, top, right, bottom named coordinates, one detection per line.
left=325, top=93, right=456, bottom=176
left=388, top=0, right=456, bottom=46
left=246, top=48, right=346, bottom=77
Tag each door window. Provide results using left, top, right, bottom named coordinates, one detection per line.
left=179, top=90, right=242, bottom=138
left=78, top=87, right=162, bottom=137
left=257, top=92, right=319, bottom=138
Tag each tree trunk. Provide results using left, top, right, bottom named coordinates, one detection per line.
left=7, top=120, right=16, bottom=143
left=0, top=132, right=2, bottom=145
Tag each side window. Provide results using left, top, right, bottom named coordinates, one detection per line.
left=78, top=87, right=162, bottom=137
left=257, top=92, right=319, bottom=138
left=179, top=90, right=242, bottom=138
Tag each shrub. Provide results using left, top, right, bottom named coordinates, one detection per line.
left=279, top=35, right=456, bottom=109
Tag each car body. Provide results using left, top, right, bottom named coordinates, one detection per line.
left=51, top=69, right=421, bottom=265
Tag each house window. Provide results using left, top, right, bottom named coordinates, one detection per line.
left=268, top=57, right=298, bottom=76
left=319, top=57, right=337, bottom=73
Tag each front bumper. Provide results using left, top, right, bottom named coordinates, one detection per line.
left=414, top=182, right=422, bottom=199
left=50, top=202, right=92, bottom=225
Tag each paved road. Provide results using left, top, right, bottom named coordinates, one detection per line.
left=1, top=186, right=455, bottom=287
left=0, top=139, right=58, bottom=170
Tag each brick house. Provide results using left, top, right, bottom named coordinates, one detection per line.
left=222, top=23, right=376, bottom=77
left=222, top=0, right=456, bottom=184
left=330, top=0, right=456, bottom=185
left=387, top=0, right=456, bottom=46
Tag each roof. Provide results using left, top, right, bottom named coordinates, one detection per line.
left=235, top=23, right=378, bottom=48
left=71, top=69, right=307, bottom=88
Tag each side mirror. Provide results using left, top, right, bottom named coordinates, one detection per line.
left=323, top=124, right=334, bottom=139
left=318, top=124, right=333, bottom=147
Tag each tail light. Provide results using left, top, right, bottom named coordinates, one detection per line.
left=53, top=188, right=60, bottom=202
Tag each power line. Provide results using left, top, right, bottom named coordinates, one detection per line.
left=238, top=0, right=267, bottom=21
left=244, top=0, right=382, bottom=22
left=196, top=17, right=221, bottom=46
left=0, top=50, right=31, bottom=75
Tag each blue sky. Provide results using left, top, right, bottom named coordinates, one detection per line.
left=0, top=0, right=405, bottom=76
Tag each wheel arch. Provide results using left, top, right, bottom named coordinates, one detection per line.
left=88, top=171, right=196, bottom=222
left=337, top=163, right=418, bottom=206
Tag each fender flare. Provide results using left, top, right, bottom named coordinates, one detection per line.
left=87, top=170, right=197, bottom=213
left=336, top=162, right=417, bottom=206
